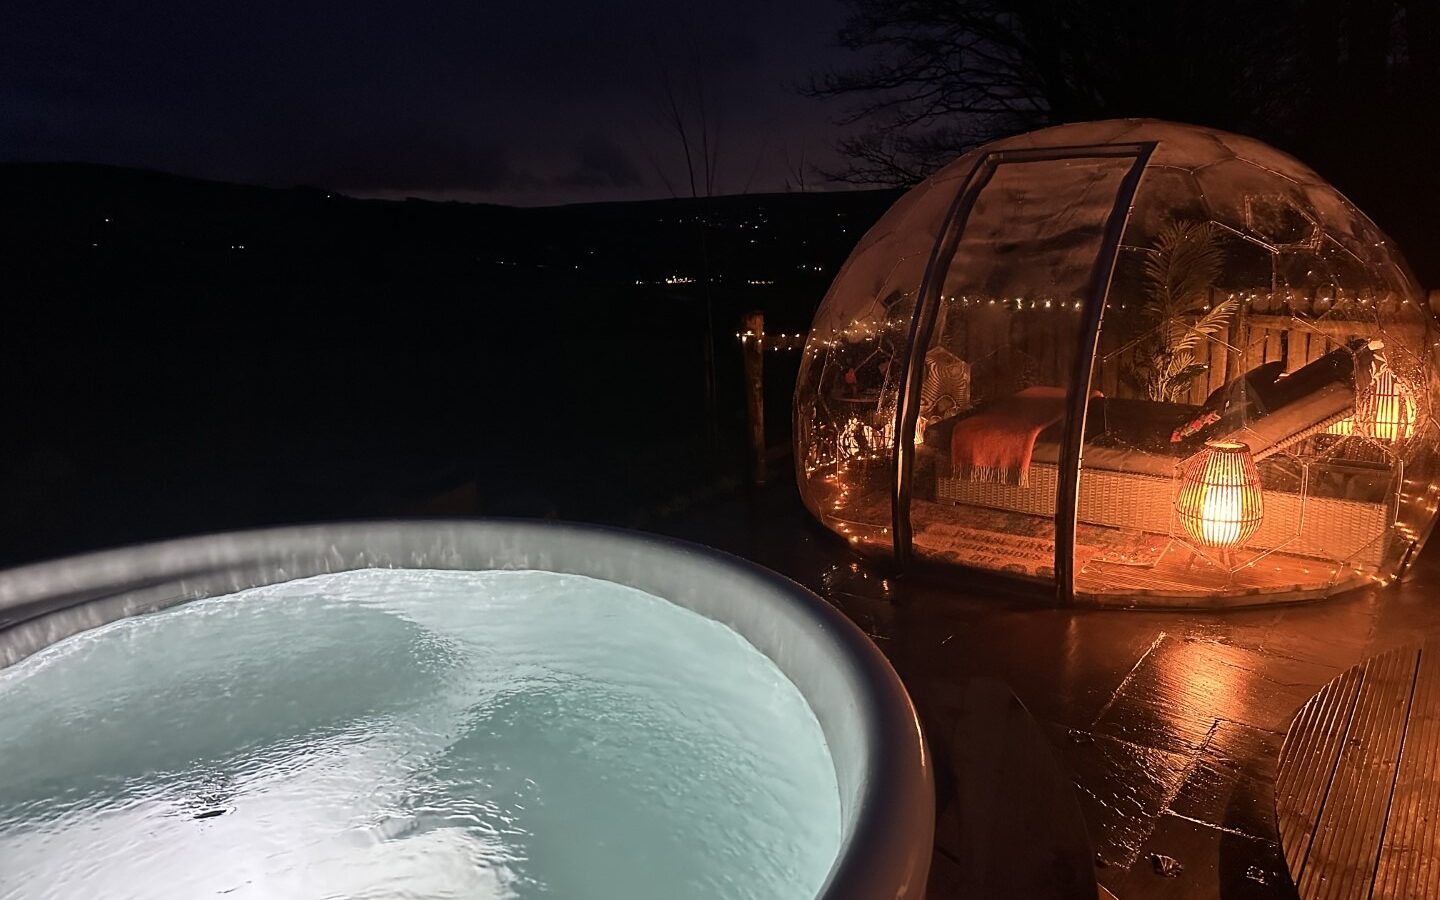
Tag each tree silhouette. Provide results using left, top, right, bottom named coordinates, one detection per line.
left=808, top=0, right=1440, bottom=283
left=809, top=0, right=1292, bottom=183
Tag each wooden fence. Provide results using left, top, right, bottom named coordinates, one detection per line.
left=1096, top=314, right=1430, bottom=404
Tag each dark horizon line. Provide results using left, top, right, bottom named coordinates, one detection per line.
left=0, top=158, right=893, bottom=212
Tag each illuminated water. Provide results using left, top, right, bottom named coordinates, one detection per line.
left=0, top=569, right=841, bottom=900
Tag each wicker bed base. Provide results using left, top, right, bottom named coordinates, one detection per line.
left=935, top=464, right=1391, bottom=569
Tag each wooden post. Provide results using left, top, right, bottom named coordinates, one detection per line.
left=741, top=311, right=767, bottom=485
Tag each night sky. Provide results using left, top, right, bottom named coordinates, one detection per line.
left=2, top=0, right=858, bottom=206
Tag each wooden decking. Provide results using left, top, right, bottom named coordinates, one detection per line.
left=1276, top=642, right=1440, bottom=899
left=662, top=479, right=1440, bottom=898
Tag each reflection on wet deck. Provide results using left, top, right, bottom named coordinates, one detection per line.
left=658, top=482, right=1440, bottom=898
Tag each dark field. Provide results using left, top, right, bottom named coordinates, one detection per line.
left=0, top=163, right=895, bottom=564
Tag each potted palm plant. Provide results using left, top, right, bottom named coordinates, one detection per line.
left=1122, top=221, right=1235, bottom=402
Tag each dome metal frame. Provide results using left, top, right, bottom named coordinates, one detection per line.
left=796, top=120, right=1440, bottom=608
left=892, top=141, right=1155, bottom=604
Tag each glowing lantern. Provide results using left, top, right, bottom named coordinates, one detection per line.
left=1175, top=441, right=1264, bottom=549
left=1356, top=348, right=1416, bottom=441
left=1325, top=416, right=1355, bottom=437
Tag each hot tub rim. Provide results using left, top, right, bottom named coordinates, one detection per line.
left=0, top=519, right=933, bottom=900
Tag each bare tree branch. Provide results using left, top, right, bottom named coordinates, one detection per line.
left=807, top=0, right=1299, bottom=186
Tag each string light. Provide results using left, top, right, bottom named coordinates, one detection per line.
left=736, top=330, right=807, bottom=351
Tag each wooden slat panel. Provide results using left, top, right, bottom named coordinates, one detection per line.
left=1208, top=329, right=1229, bottom=396
left=1277, top=666, right=1365, bottom=866
left=1372, top=646, right=1440, bottom=899
left=1247, top=314, right=1428, bottom=346
left=1297, top=647, right=1419, bottom=900
left=1242, top=326, right=1262, bottom=372
left=1291, top=330, right=1311, bottom=373
left=1266, top=328, right=1287, bottom=366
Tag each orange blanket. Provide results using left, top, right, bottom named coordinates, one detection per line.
left=950, top=386, right=1087, bottom=486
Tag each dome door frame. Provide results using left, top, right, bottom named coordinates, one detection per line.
left=891, top=141, right=1155, bottom=605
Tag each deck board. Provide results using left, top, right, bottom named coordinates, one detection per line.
left=1277, top=666, right=1364, bottom=858
left=1277, top=643, right=1439, bottom=899
left=1373, top=646, right=1440, bottom=899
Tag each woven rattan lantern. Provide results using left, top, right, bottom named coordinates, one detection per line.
left=1175, top=441, right=1264, bottom=549
left=1356, top=347, right=1417, bottom=442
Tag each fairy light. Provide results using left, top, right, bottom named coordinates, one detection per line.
left=736, top=330, right=807, bottom=352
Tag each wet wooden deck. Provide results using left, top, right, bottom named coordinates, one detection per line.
left=1277, top=641, right=1440, bottom=899
left=656, top=482, right=1440, bottom=898
left=932, top=678, right=1097, bottom=898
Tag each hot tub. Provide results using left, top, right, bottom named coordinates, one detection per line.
left=0, top=521, right=932, bottom=899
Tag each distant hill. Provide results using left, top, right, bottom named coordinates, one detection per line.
left=0, top=162, right=900, bottom=565
left=0, top=162, right=899, bottom=296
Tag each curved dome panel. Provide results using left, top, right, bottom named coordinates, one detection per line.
left=795, top=119, right=1438, bottom=606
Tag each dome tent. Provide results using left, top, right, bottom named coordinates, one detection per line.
left=794, top=119, right=1439, bottom=606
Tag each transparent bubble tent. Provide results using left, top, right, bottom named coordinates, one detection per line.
left=795, top=120, right=1440, bottom=606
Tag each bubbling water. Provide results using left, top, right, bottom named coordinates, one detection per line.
left=0, top=569, right=842, bottom=900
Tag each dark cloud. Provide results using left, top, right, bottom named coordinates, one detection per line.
left=292, top=127, right=534, bottom=193
left=556, top=135, right=642, bottom=189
